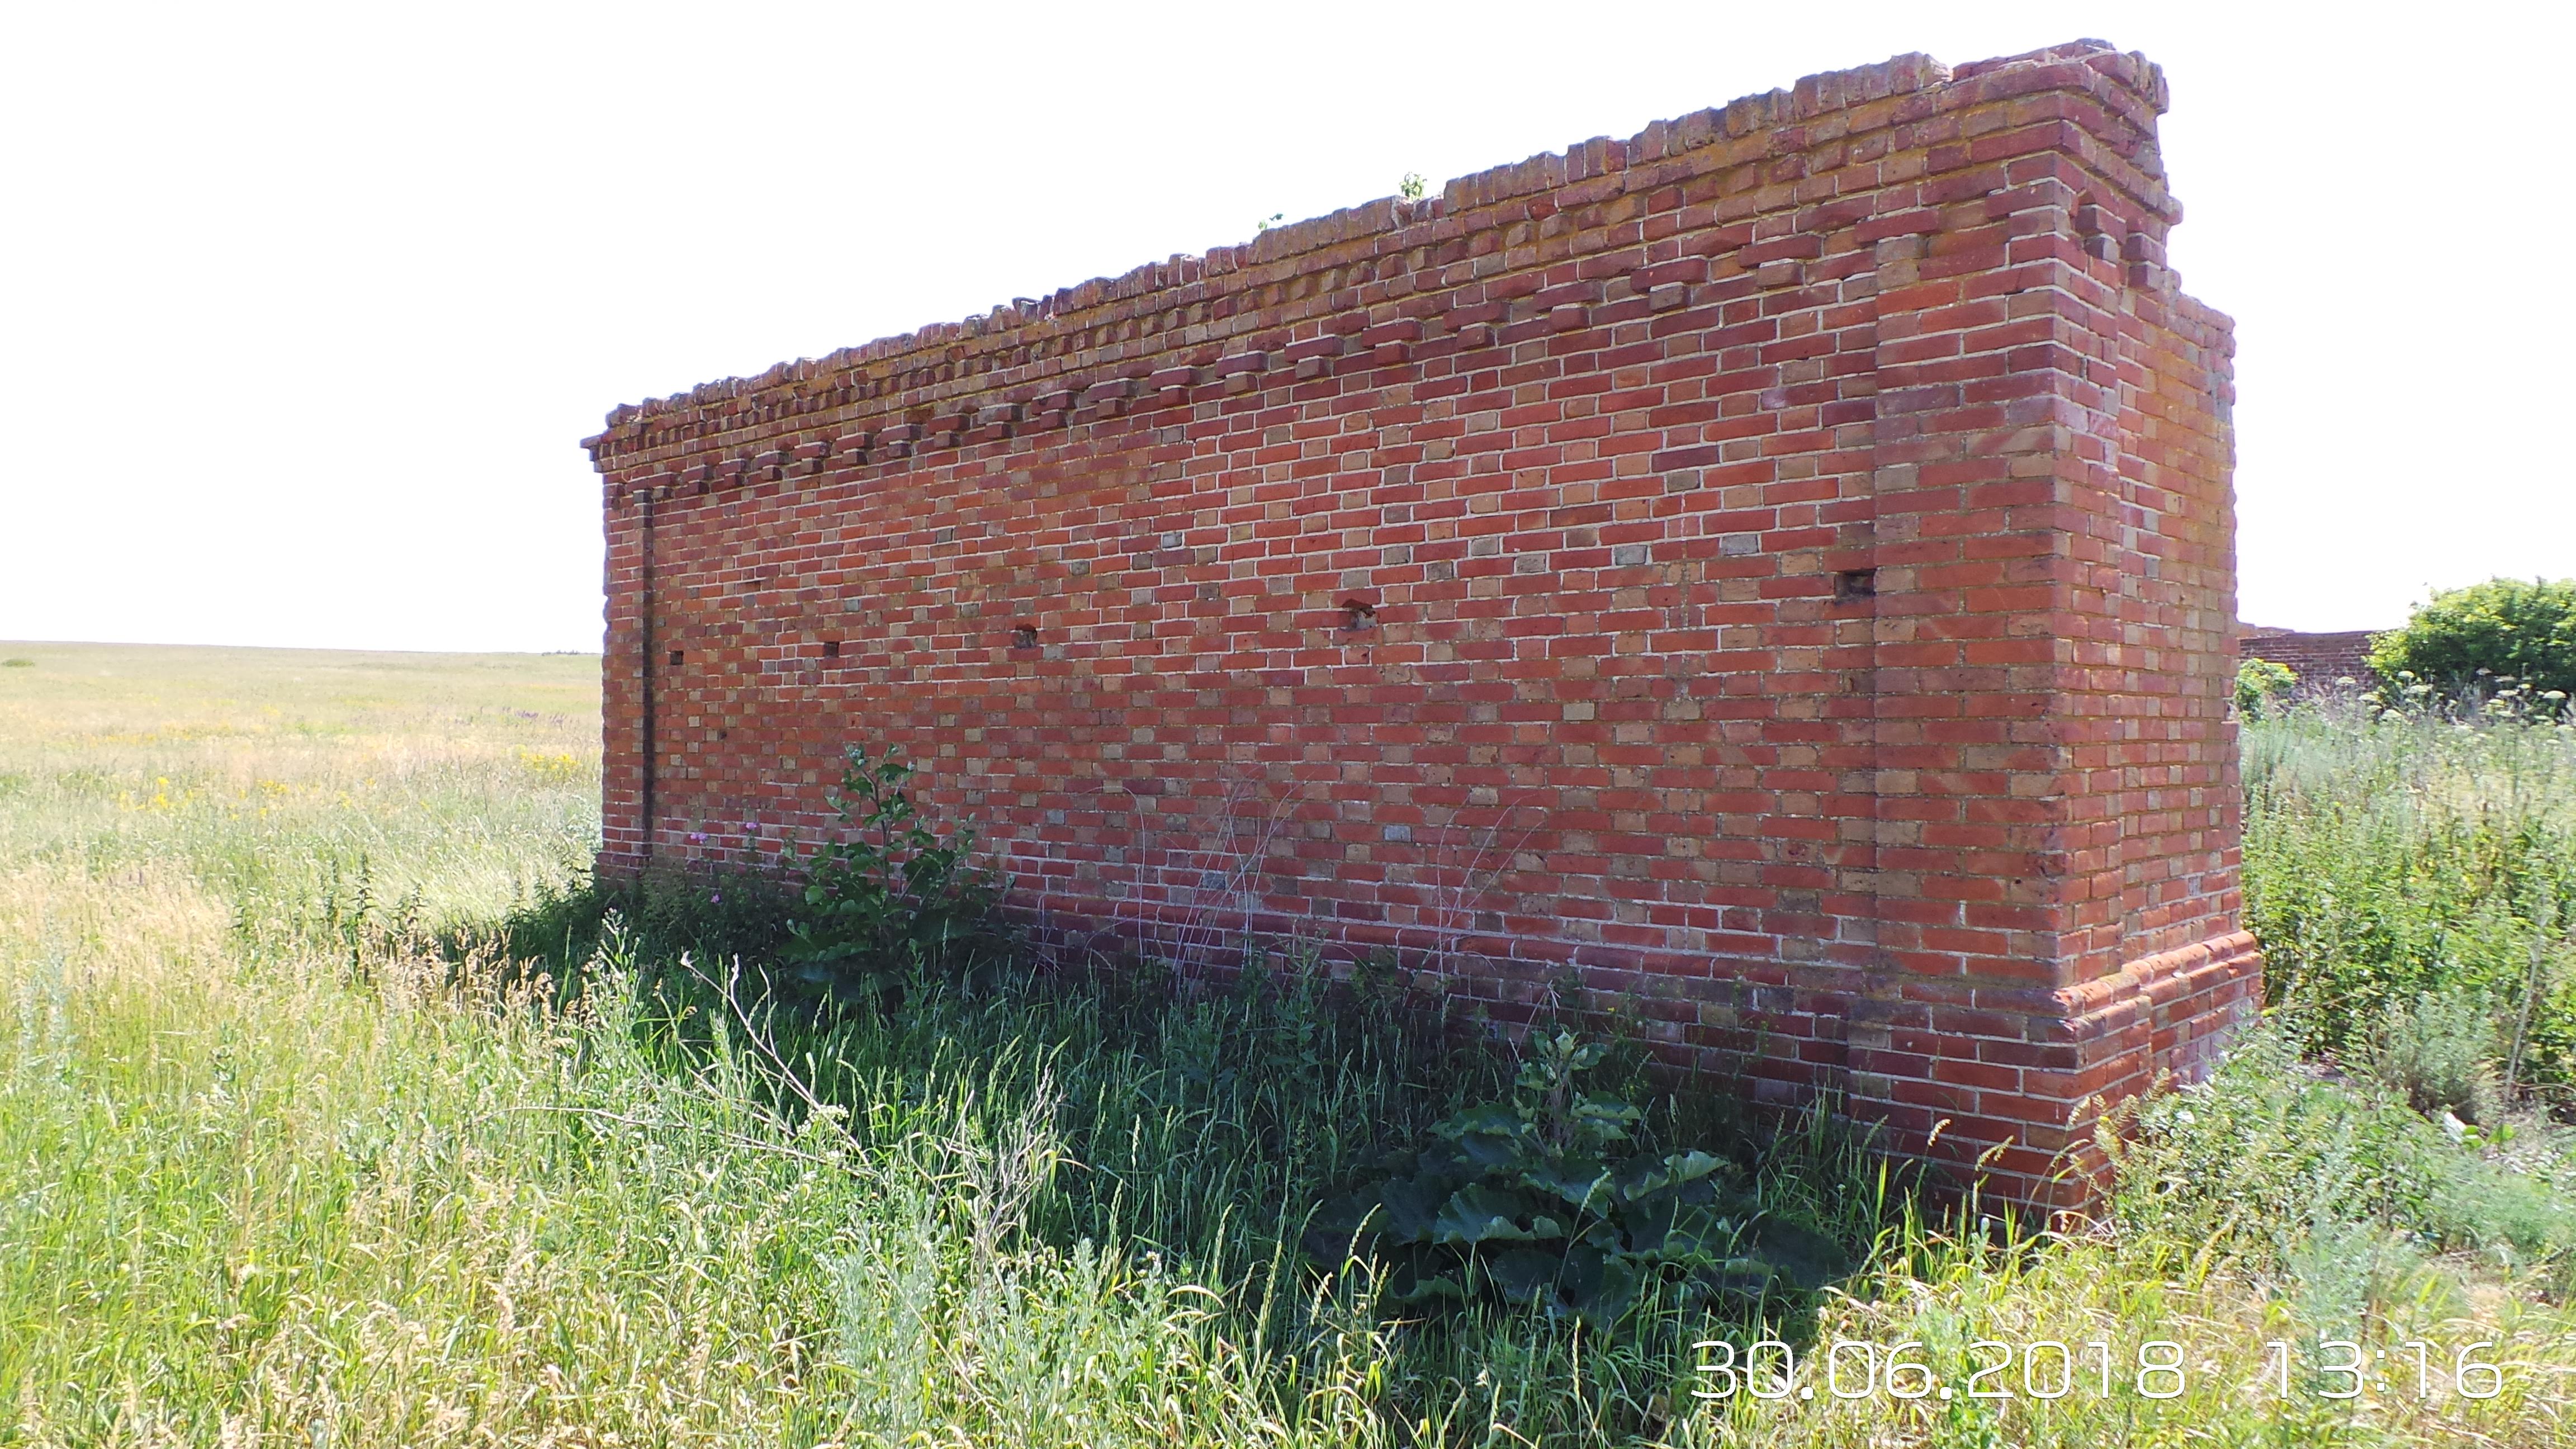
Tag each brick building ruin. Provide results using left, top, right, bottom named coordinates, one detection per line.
left=583, top=39, right=2261, bottom=1204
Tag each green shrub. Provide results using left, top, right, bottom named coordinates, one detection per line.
left=0, top=658, right=33, bottom=669
left=2369, top=576, right=2576, bottom=701
left=2236, top=656, right=2296, bottom=715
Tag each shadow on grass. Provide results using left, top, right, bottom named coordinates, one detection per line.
left=448, top=868, right=1939, bottom=1442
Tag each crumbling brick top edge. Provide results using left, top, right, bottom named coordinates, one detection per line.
left=588, top=37, right=2171, bottom=449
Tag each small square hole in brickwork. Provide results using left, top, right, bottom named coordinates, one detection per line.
left=821, top=639, right=841, bottom=659
left=1011, top=624, right=1039, bottom=649
left=667, top=649, right=684, bottom=667
left=1832, top=569, right=1878, bottom=604
left=1341, top=599, right=1377, bottom=632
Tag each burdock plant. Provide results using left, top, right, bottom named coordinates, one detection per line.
left=1305, top=1030, right=1845, bottom=1328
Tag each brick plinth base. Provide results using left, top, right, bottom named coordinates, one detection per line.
left=1848, top=929, right=2264, bottom=1202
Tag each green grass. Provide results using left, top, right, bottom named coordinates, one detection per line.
left=6, top=642, right=2576, bottom=1446
left=2244, top=699, right=2576, bottom=1092
left=0, top=640, right=598, bottom=945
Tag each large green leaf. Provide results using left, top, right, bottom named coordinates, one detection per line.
left=1431, top=1185, right=1541, bottom=1246
left=1692, top=1257, right=1785, bottom=1303
left=1374, top=1175, right=1449, bottom=1243
left=1433, top=1104, right=1529, bottom=1169
left=1621, top=1195, right=1675, bottom=1256
left=1556, top=1244, right=1642, bottom=1324
left=1612, top=1148, right=1728, bottom=1202
left=1570, top=1093, right=1643, bottom=1133
left=1750, top=1218, right=1850, bottom=1291
left=1485, top=1247, right=1562, bottom=1305
left=1389, top=1263, right=1468, bottom=1303
left=1300, top=1189, right=1376, bottom=1265
left=1518, top=1156, right=1613, bottom=1211
left=1618, top=1190, right=1744, bottom=1257
left=1434, top=1103, right=1526, bottom=1139
left=1660, top=1202, right=1746, bottom=1258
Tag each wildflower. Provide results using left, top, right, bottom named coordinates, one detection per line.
left=689, top=832, right=707, bottom=845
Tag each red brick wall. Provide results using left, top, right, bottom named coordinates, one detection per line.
left=584, top=38, right=2260, bottom=1205
left=2239, top=627, right=2378, bottom=685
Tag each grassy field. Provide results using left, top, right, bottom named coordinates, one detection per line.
left=3, top=641, right=2575, bottom=1447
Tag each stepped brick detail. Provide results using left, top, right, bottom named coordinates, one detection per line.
left=584, top=37, right=2260, bottom=1206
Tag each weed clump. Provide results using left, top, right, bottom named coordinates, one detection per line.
left=2111, top=1025, right=2576, bottom=1299
left=2366, top=989, right=2508, bottom=1125
left=1307, top=1030, right=1848, bottom=1326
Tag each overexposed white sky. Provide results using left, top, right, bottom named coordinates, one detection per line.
left=3, top=1, right=2567, bottom=652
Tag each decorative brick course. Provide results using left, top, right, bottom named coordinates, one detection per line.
left=584, top=37, right=2259, bottom=1206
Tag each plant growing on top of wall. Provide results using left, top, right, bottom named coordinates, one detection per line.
left=1304, top=1030, right=1846, bottom=1327
left=780, top=743, right=1010, bottom=1007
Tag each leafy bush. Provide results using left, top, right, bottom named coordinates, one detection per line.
left=2369, top=576, right=2576, bottom=701
left=1305, top=1030, right=1848, bottom=1327
left=2236, top=656, right=2296, bottom=716
left=780, top=743, right=1011, bottom=1006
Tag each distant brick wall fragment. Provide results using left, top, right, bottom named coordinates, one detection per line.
left=583, top=37, right=2260, bottom=1208
left=2238, top=626, right=2379, bottom=686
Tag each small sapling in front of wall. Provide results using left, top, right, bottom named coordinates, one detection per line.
left=780, top=743, right=1011, bottom=1008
